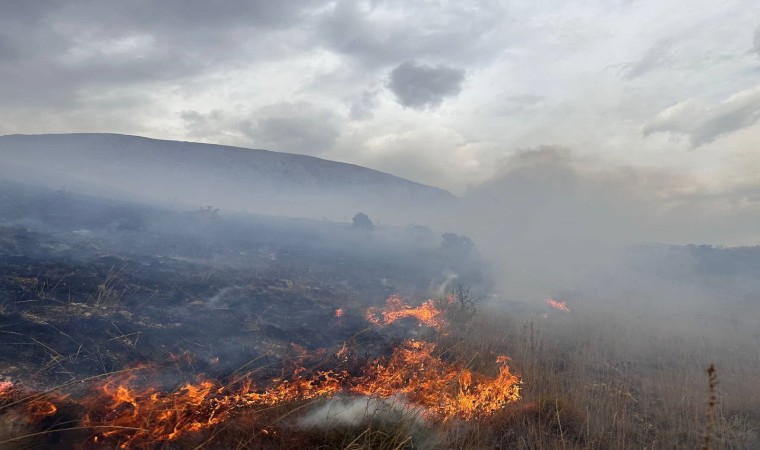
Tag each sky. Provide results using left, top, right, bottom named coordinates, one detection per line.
left=1, top=1, right=759, bottom=210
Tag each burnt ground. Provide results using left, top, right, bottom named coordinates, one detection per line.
left=0, top=181, right=489, bottom=390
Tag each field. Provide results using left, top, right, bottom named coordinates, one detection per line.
left=1, top=182, right=758, bottom=449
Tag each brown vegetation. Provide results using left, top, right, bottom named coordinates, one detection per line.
left=2, top=298, right=758, bottom=449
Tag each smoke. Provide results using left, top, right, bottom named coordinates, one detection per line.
left=0, top=410, right=33, bottom=450
left=206, top=286, right=237, bottom=308
left=431, top=270, right=458, bottom=296
left=462, top=146, right=709, bottom=246
left=297, top=396, right=442, bottom=449
left=452, top=146, right=760, bottom=316
left=297, top=395, right=418, bottom=428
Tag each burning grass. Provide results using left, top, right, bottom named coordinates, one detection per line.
left=3, top=297, right=760, bottom=449
left=0, top=295, right=522, bottom=449
left=365, top=295, right=448, bottom=331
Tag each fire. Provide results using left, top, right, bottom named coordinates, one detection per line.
left=366, top=294, right=446, bottom=330
left=351, top=340, right=520, bottom=420
left=334, top=308, right=345, bottom=318
left=0, top=382, right=61, bottom=426
left=4, top=294, right=521, bottom=446
left=0, top=380, right=13, bottom=394
left=84, top=375, right=230, bottom=446
left=80, top=339, right=519, bottom=445
left=547, top=297, right=570, bottom=312
left=335, top=342, right=350, bottom=360
left=25, top=399, right=58, bottom=421
left=83, top=367, right=346, bottom=445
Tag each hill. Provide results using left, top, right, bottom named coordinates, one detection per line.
left=0, top=133, right=455, bottom=221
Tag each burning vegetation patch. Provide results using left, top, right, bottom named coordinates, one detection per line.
left=547, top=297, right=570, bottom=313
left=365, top=294, right=448, bottom=331
left=0, top=295, right=520, bottom=448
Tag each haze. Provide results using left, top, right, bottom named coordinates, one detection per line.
left=1, top=1, right=759, bottom=242
left=1, top=3, right=759, bottom=449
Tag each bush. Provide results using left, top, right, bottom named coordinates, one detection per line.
left=352, top=213, right=373, bottom=231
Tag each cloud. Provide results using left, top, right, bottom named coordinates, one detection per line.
left=241, top=102, right=340, bottom=154
left=0, top=1, right=322, bottom=108
left=643, top=86, right=760, bottom=146
left=349, top=89, right=380, bottom=121
left=388, top=61, right=465, bottom=110
left=1, top=0, right=759, bottom=226
left=755, top=26, right=760, bottom=54
left=337, top=125, right=489, bottom=192
left=180, top=110, right=227, bottom=139
left=624, top=37, right=675, bottom=80
left=316, top=1, right=509, bottom=68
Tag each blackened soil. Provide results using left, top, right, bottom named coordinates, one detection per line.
left=0, top=181, right=487, bottom=389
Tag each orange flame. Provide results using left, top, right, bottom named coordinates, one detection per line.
left=547, top=297, right=570, bottom=312
left=0, top=381, right=13, bottom=395
left=0, top=383, right=61, bottom=427
left=366, top=295, right=446, bottom=330
left=351, top=340, right=520, bottom=420
left=8, top=294, right=520, bottom=446
left=25, top=400, right=58, bottom=422
left=79, top=338, right=520, bottom=445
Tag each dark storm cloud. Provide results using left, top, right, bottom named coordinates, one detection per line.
left=241, top=102, right=340, bottom=154
left=388, top=61, right=465, bottom=110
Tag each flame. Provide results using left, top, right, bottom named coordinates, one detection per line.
left=335, top=342, right=350, bottom=360
left=366, top=294, right=446, bottom=330
left=335, top=308, right=345, bottom=318
left=6, top=294, right=520, bottom=446
left=25, top=400, right=58, bottom=422
left=1, top=382, right=61, bottom=425
left=0, top=380, right=13, bottom=394
left=83, top=368, right=347, bottom=446
left=351, top=340, right=520, bottom=420
left=547, top=297, right=570, bottom=312
left=79, top=339, right=519, bottom=445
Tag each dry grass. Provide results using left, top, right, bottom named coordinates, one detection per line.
left=440, top=306, right=760, bottom=450
left=2, top=301, right=759, bottom=449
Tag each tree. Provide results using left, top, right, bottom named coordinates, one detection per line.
left=438, top=282, right=480, bottom=332
left=352, top=212, right=373, bottom=231
left=440, top=233, right=475, bottom=253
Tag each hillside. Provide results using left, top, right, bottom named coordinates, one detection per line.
left=0, top=133, right=455, bottom=221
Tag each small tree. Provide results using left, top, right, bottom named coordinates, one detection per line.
left=444, top=282, right=480, bottom=327
left=405, top=224, right=436, bottom=246
left=352, top=212, right=373, bottom=231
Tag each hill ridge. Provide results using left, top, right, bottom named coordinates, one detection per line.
left=0, top=133, right=455, bottom=221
